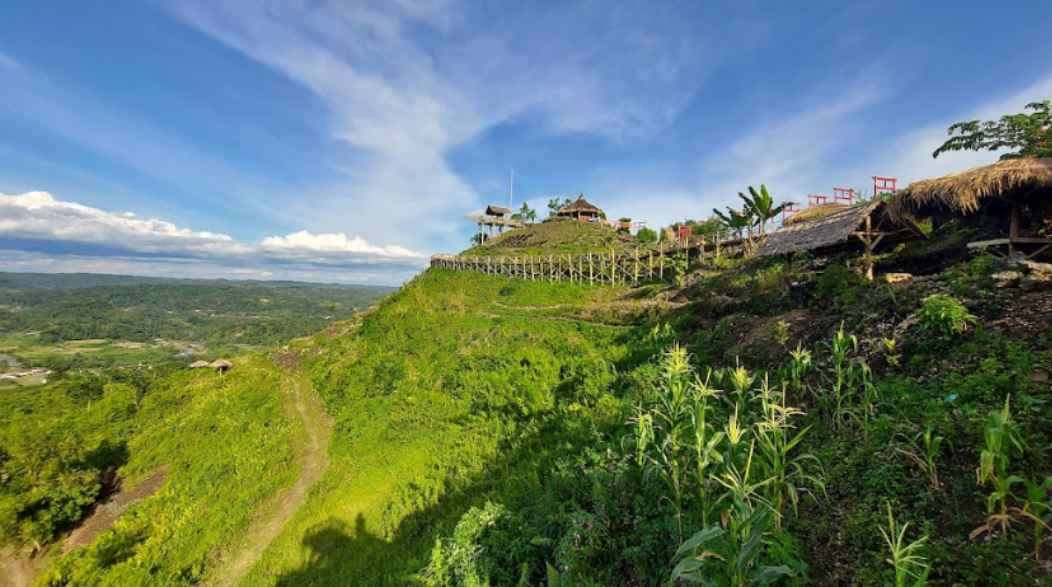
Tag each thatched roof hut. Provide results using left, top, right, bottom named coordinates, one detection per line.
left=211, top=359, right=233, bottom=374
left=890, top=158, right=1052, bottom=219
left=189, top=360, right=210, bottom=369
left=758, top=201, right=924, bottom=279
left=783, top=202, right=850, bottom=226
left=485, top=205, right=511, bottom=217
left=557, top=194, right=604, bottom=220
left=889, top=158, right=1052, bottom=257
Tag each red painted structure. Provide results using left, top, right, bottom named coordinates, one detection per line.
left=782, top=202, right=801, bottom=221
left=833, top=187, right=854, bottom=205
left=873, top=176, right=898, bottom=198
left=807, top=194, right=828, bottom=206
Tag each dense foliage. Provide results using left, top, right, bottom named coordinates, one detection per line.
left=933, top=100, right=1052, bottom=160
left=0, top=360, right=299, bottom=586
left=0, top=273, right=392, bottom=370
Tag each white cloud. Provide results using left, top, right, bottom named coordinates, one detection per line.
left=0, top=191, right=241, bottom=255
left=165, top=0, right=717, bottom=252
left=0, top=190, right=426, bottom=283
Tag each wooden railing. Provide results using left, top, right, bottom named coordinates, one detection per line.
left=431, top=237, right=744, bottom=285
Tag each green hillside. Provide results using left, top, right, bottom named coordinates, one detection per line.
left=465, top=218, right=644, bottom=256
left=6, top=226, right=1052, bottom=587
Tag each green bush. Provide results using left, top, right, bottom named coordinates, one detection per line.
left=916, top=294, right=977, bottom=337
left=636, top=227, right=658, bottom=244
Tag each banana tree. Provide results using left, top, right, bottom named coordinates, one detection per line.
left=713, top=207, right=757, bottom=253
left=739, top=185, right=784, bottom=242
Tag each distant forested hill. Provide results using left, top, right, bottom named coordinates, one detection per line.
left=0, top=273, right=394, bottom=369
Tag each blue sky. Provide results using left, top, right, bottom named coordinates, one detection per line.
left=1, top=0, right=1050, bottom=284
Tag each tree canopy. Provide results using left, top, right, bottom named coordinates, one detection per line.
left=933, top=101, right=1052, bottom=160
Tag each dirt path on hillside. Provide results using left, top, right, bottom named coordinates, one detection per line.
left=208, top=368, right=333, bottom=587
left=0, top=470, right=168, bottom=587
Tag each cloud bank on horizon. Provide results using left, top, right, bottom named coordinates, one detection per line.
left=0, top=191, right=426, bottom=283
left=0, top=0, right=1051, bottom=284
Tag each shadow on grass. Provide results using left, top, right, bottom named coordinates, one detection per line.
left=272, top=514, right=390, bottom=587
left=265, top=318, right=679, bottom=586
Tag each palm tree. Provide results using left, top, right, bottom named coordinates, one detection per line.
left=738, top=185, right=784, bottom=242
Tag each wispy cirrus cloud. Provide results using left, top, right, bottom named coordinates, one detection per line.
left=0, top=190, right=426, bottom=283
left=165, top=0, right=719, bottom=252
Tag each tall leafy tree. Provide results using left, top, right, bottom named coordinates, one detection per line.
left=547, top=197, right=571, bottom=218
left=512, top=202, right=537, bottom=223
left=933, top=101, right=1052, bottom=160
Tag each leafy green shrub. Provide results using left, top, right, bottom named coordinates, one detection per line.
left=422, top=502, right=506, bottom=587
left=916, top=294, right=977, bottom=337
left=815, top=264, right=863, bottom=307
left=636, top=227, right=658, bottom=244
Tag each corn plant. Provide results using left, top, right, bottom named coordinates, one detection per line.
left=882, top=336, right=901, bottom=367
left=753, top=379, right=824, bottom=527
left=895, top=426, right=948, bottom=490
left=672, top=445, right=790, bottom=587
left=780, top=343, right=811, bottom=395
left=1012, top=475, right=1052, bottom=560
left=972, top=396, right=1027, bottom=538
left=880, top=503, right=931, bottom=587
left=816, top=326, right=876, bottom=432
left=632, top=345, right=727, bottom=538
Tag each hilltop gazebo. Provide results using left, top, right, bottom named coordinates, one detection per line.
left=889, top=158, right=1052, bottom=259
left=757, top=201, right=925, bottom=280
left=211, top=359, right=233, bottom=375
left=557, top=194, right=604, bottom=221
left=485, top=205, right=511, bottom=218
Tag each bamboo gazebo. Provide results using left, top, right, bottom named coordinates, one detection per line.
left=889, top=158, right=1052, bottom=259
left=557, top=194, right=604, bottom=221
left=757, top=201, right=925, bottom=280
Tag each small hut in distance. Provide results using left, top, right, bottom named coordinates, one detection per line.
left=189, top=360, right=210, bottom=370
left=211, top=359, right=233, bottom=375
left=485, top=205, right=511, bottom=218
left=557, top=194, right=604, bottom=221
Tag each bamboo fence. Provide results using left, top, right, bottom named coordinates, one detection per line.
left=430, top=237, right=742, bottom=285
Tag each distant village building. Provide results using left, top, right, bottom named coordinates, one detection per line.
left=189, top=360, right=211, bottom=370
left=557, top=194, right=604, bottom=221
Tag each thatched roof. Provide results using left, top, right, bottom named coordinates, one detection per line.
left=757, top=201, right=923, bottom=257
left=485, top=205, right=511, bottom=216
left=558, top=194, right=603, bottom=216
left=211, top=359, right=233, bottom=369
left=189, top=360, right=210, bottom=369
left=890, top=158, right=1052, bottom=219
left=782, top=202, right=850, bottom=226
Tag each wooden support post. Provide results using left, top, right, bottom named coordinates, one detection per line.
left=1010, top=200, right=1020, bottom=253
left=634, top=248, right=639, bottom=285
left=659, top=242, right=664, bottom=280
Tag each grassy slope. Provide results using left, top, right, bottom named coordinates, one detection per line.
left=24, top=359, right=300, bottom=587
left=237, top=271, right=649, bottom=586
left=244, top=251, right=1050, bottom=586
left=464, top=219, right=643, bottom=257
